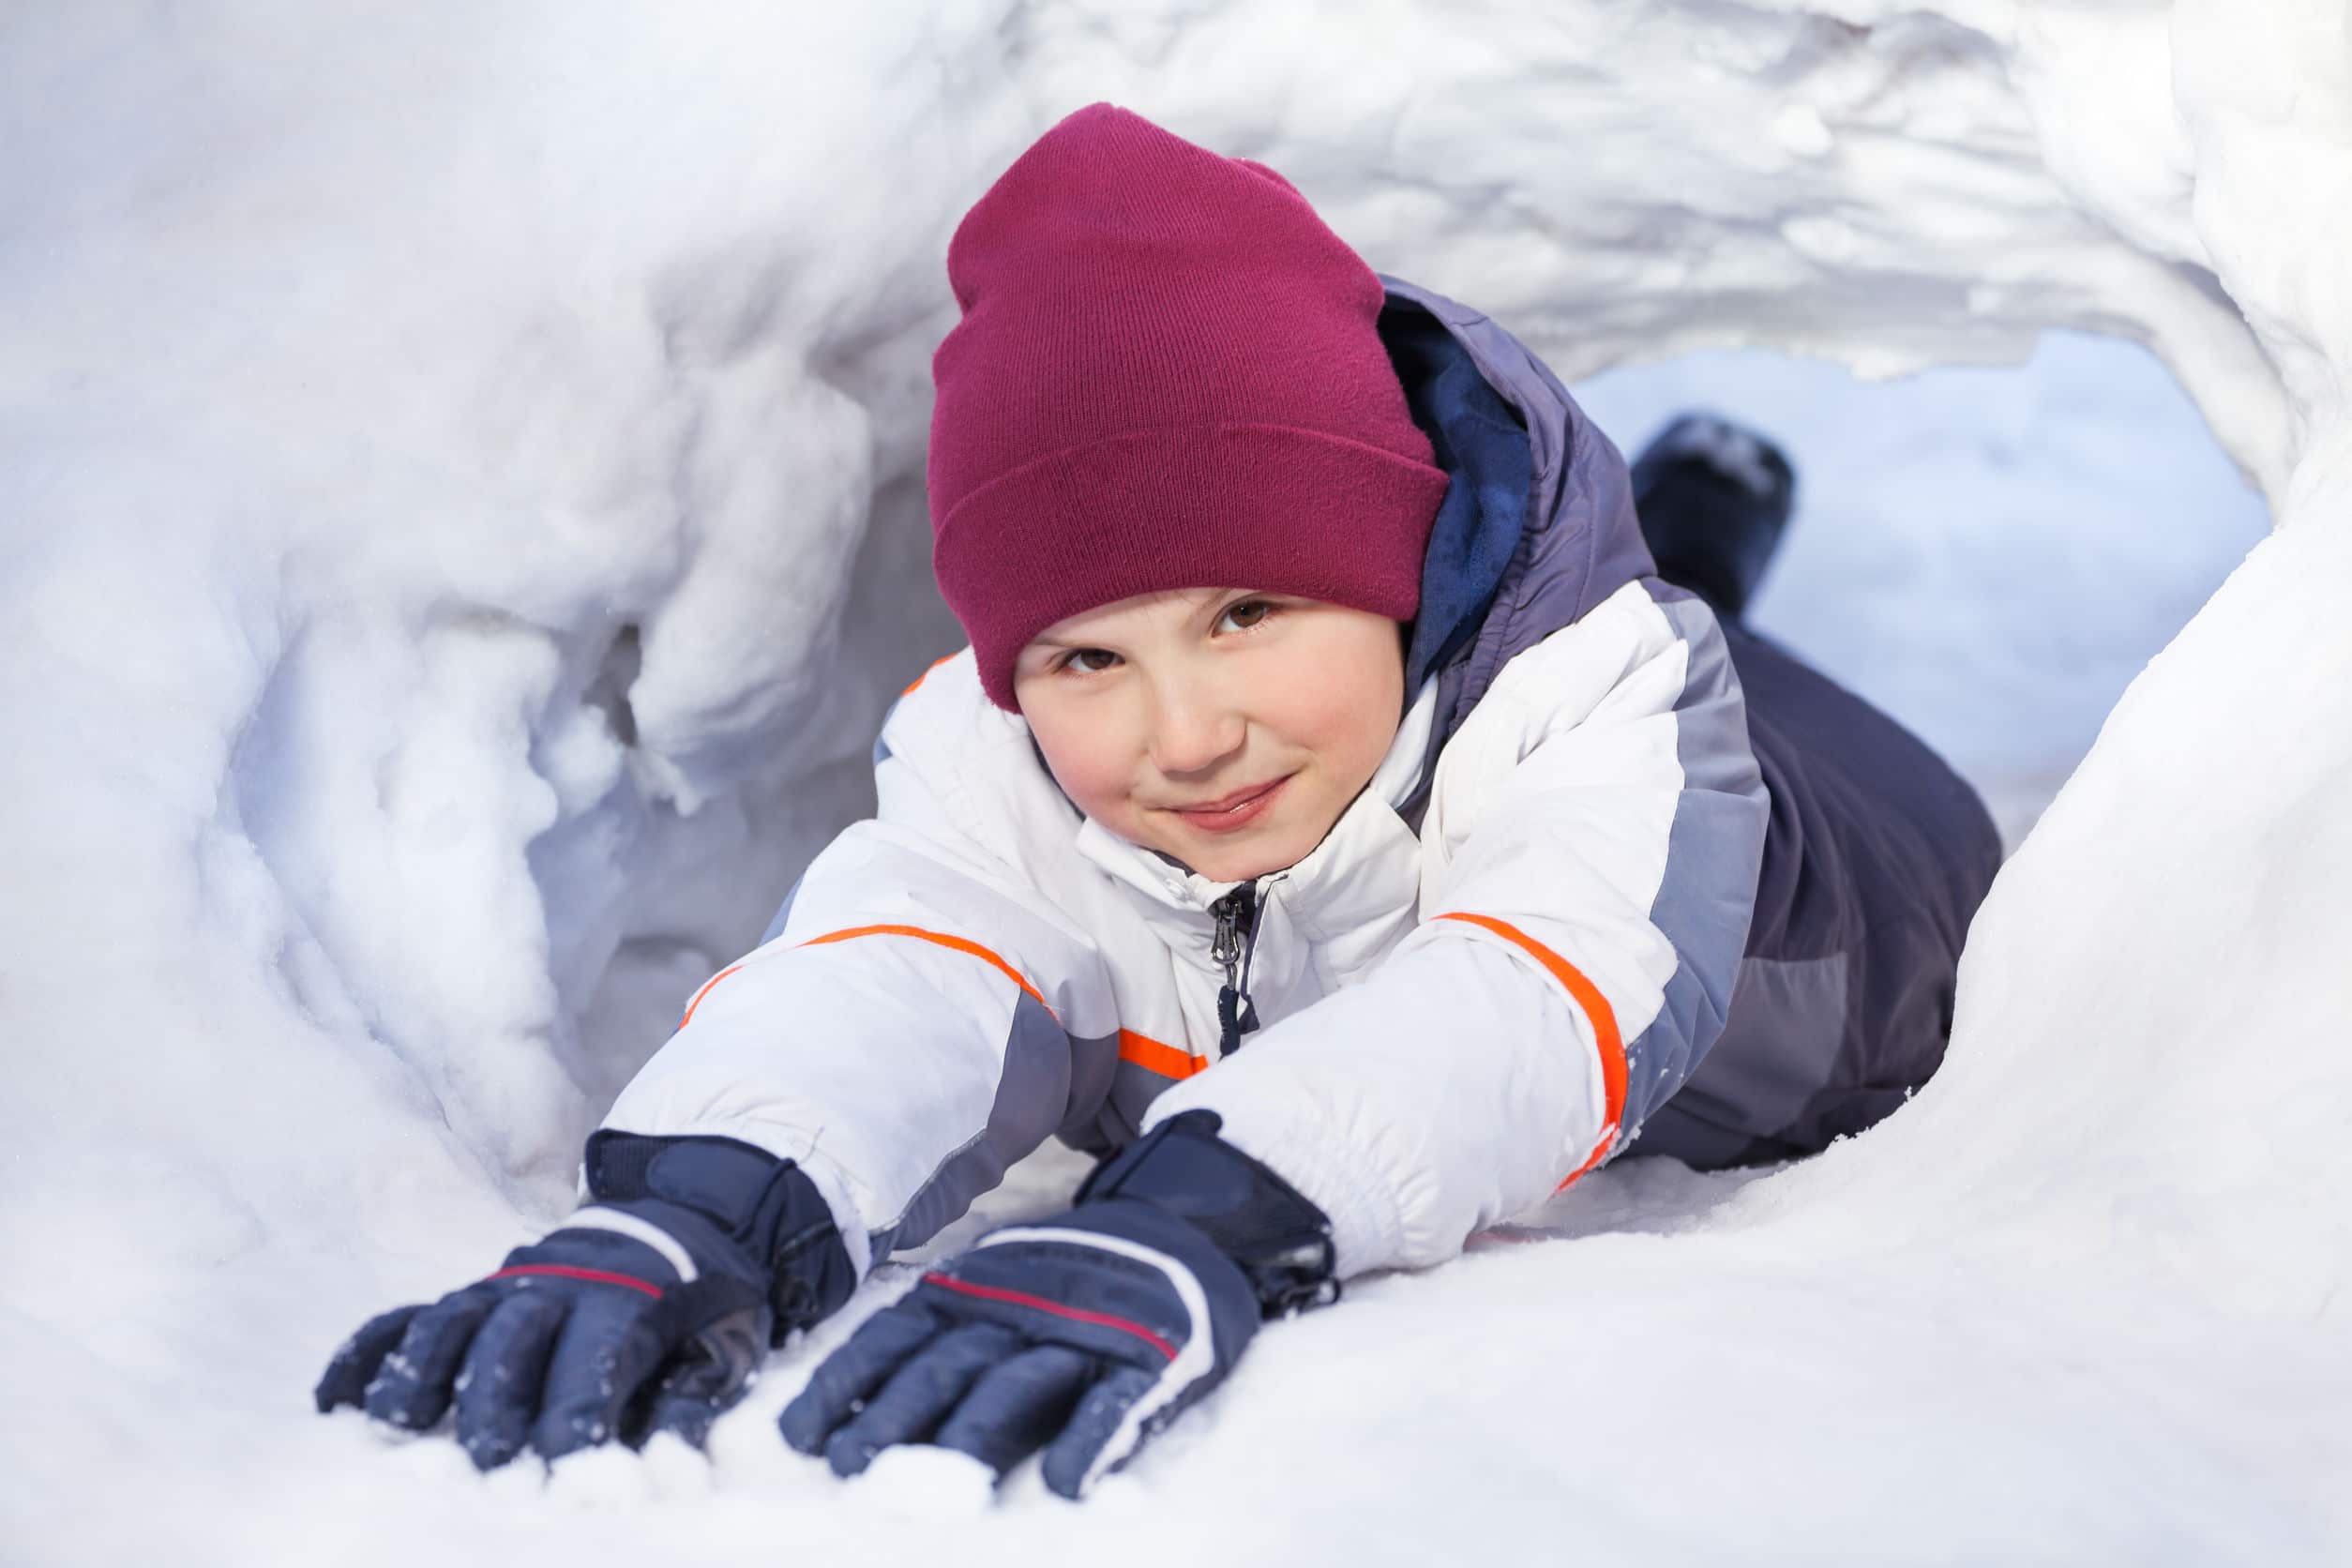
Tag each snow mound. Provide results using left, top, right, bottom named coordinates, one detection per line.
left=3, top=2, right=2344, bottom=1560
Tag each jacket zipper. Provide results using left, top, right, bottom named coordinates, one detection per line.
left=1210, top=881, right=1270, bottom=1057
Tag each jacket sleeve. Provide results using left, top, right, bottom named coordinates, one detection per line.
left=599, top=656, right=1120, bottom=1280
left=1143, top=581, right=1769, bottom=1276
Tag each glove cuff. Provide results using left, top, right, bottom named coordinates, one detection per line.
left=1077, top=1110, right=1338, bottom=1317
left=582, top=1130, right=857, bottom=1340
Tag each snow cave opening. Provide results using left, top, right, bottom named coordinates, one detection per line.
left=1562, top=331, right=2273, bottom=855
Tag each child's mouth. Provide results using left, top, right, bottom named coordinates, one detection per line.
left=1167, top=774, right=1292, bottom=833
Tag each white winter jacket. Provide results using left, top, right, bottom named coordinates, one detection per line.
left=606, top=562, right=1765, bottom=1282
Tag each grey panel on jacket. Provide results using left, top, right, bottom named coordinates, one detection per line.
left=1055, top=1029, right=1125, bottom=1155
left=1613, top=584, right=1771, bottom=1135
left=1100, top=1059, right=1183, bottom=1152
left=867, top=989, right=1083, bottom=1258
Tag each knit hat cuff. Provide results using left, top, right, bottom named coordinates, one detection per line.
left=935, top=421, right=1451, bottom=710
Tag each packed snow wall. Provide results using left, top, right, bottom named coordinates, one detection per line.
left=3, top=1, right=2345, bottom=1560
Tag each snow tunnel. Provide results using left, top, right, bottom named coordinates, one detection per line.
left=1570, top=334, right=2269, bottom=852
left=5, top=1, right=2346, bottom=1558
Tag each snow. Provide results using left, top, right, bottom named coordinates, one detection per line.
left=3, top=1, right=2346, bottom=1562
left=853, top=1445, right=1004, bottom=1517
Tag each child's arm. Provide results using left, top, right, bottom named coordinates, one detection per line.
left=602, top=667, right=1122, bottom=1282
left=1147, top=581, right=1770, bottom=1275
left=317, top=666, right=1122, bottom=1470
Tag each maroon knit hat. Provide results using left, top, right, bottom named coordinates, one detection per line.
left=927, top=102, right=1452, bottom=711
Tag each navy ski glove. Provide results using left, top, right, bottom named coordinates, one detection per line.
left=778, top=1110, right=1335, bottom=1499
left=315, top=1130, right=854, bottom=1469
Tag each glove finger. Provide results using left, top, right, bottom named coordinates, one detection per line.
left=361, top=1289, right=498, bottom=1432
left=451, top=1291, right=566, bottom=1472
left=639, top=1304, right=769, bottom=1453
left=776, top=1301, right=944, bottom=1456
left=822, top=1321, right=1024, bottom=1479
left=528, top=1293, right=671, bottom=1463
left=930, top=1343, right=1097, bottom=1478
left=314, top=1304, right=424, bottom=1413
left=1039, top=1364, right=1163, bottom=1500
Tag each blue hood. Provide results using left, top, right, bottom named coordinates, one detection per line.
left=1374, top=275, right=1659, bottom=805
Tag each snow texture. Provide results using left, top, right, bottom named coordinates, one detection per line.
left=2, top=1, right=2344, bottom=1561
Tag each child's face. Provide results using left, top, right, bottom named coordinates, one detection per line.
left=1013, top=588, right=1407, bottom=882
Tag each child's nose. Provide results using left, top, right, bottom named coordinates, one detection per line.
left=1146, top=686, right=1246, bottom=777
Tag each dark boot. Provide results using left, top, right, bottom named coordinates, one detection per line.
left=1628, top=412, right=1797, bottom=625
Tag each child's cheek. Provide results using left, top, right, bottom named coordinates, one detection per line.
left=1289, top=641, right=1404, bottom=778
left=1029, top=713, right=1132, bottom=821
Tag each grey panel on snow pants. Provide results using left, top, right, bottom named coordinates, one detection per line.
left=1635, top=620, right=2005, bottom=1169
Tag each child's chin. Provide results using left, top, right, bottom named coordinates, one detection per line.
left=1123, top=810, right=1310, bottom=882
left=1177, top=833, right=1304, bottom=883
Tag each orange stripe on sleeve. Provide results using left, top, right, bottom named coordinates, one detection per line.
left=1434, top=911, right=1627, bottom=1190
left=677, top=962, right=744, bottom=1030
left=795, top=924, right=1055, bottom=1018
left=1116, top=1030, right=1208, bottom=1081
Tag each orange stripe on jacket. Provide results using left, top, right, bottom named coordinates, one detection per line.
left=677, top=963, right=744, bottom=1029
left=1435, top=912, right=1627, bottom=1189
left=1117, top=1030, right=1208, bottom=1080
left=678, top=927, right=1053, bottom=1032
left=796, top=924, right=1054, bottom=1018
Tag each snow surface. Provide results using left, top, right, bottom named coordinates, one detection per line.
left=3, top=2, right=2346, bottom=1562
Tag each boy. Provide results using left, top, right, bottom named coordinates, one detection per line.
left=317, top=103, right=2002, bottom=1498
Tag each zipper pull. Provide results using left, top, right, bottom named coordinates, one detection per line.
left=1210, top=888, right=1246, bottom=990
left=1210, top=884, right=1261, bottom=1057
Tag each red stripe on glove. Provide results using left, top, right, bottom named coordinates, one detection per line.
left=487, top=1263, right=664, bottom=1300
left=922, top=1272, right=1177, bottom=1361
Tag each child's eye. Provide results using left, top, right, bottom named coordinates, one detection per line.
left=1216, top=598, right=1278, bottom=634
left=1059, top=648, right=1121, bottom=674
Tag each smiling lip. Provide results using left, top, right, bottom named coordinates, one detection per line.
left=1165, top=775, right=1292, bottom=833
